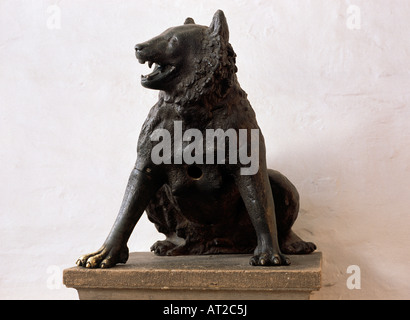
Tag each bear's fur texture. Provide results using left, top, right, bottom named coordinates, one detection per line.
left=76, top=10, right=316, bottom=269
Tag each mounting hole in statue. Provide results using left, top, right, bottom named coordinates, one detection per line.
left=187, top=165, right=203, bottom=180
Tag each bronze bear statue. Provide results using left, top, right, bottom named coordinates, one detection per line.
left=76, top=10, right=316, bottom=268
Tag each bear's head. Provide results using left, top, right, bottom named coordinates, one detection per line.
left=135, top=10, right=238, bottom=106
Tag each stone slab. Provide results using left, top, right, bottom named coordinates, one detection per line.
left=63, top=252, right=322, bottom=300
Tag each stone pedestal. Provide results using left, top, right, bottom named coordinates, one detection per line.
left=63, top=252, right=322, bottom=300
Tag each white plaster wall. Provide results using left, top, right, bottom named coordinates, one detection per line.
left=1, top=0, right=409, bottom=299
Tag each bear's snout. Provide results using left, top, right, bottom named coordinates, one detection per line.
left=135, top=43, right=146, bottom=52
left=135, top=42, right=150, bottom=64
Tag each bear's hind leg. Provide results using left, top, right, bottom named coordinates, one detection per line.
left=268, top=169, right=316, bottom=254
left=150, top=232, right=186, bottom=256
left=280, top=229, right=317, bottom=254
left=146, top=184, right=188, bottom=256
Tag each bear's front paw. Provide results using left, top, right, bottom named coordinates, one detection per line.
left=76, top=244, right=129, bottom=269
left=249, top=252, right=291, bottom=266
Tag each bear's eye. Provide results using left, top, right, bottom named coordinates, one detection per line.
left=168, top=36, right=178, bottom=46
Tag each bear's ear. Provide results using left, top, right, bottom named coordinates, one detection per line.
left=184, top=17, right=195, bottom=25
left=209, top=10, right=229, bottom=42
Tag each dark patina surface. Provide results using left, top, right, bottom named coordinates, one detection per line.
left=76, top=10, right=316, bottom=269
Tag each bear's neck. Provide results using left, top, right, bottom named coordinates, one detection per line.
left=158, top=81, right=246, bottom=127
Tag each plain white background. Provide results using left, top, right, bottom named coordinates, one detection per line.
left=1, top=0, right=410, bottom=299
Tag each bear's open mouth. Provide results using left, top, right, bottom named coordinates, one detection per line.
left=139, top=59, right=176, bottom=84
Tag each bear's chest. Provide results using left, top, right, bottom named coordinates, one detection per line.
left=167, top=163, right=226, bottom=197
